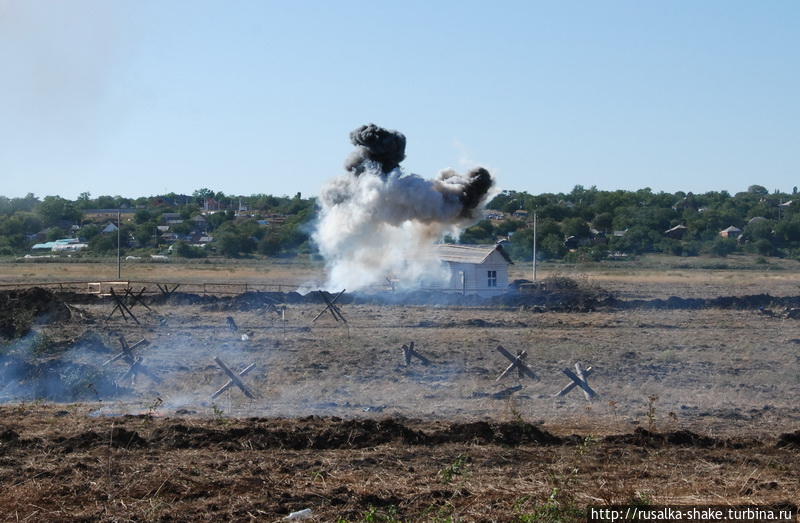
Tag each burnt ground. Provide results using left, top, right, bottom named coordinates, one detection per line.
left=1, top=286, right=800, bottom=520
left=0, top=405, right=798, bottom=521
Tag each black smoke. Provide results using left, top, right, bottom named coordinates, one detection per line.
left=344, top=123, right=406, bottom=175
left=341, top=123, right=494, bottom=218
left=459, top=167, right=494, bottom=217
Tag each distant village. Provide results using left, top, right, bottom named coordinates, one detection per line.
left=0, top=189, right=313, bottom=260
left=0, top=184, right=799, bottom=263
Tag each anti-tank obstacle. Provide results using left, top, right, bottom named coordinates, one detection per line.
left=401, top=341, right=431, bottom=366
left=555, top=362, right=598, bottom=401
left=311, top=289, right=347, bottom=324
left=495, top=345, right=537, bottom=382
left=106, top=288, right=140, bottom=324
left=103, top=334, right=161, bottom=386
left=103, top=335, right=149, bottom=367
left=155, top=283, right=180, bottom=298
left=212, top=357, right=256, bottom=400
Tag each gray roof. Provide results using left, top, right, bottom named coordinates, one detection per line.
left=435, top=244, right=513, bottom=265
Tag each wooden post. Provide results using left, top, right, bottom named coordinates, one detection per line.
left=281, top=305, right=287, bottom=340
left=117, top=210, right=121, bottom=280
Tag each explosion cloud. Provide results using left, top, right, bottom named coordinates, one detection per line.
left=314, top=124, right=495, bottom=291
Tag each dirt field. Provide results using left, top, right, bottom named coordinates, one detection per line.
left=1, top=258, right=799, bottom=520
left=4, top=252, right=800, bottom=299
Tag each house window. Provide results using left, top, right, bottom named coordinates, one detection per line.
left=487, top=270, right=497, bottom=287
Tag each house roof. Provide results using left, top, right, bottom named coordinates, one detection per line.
left=720, top=225, right=742, bottom=233
left=435, top=244, right=513, bottom=265
left=664, top=224, right=687, bottom=234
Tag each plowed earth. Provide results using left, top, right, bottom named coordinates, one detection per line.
left=0, top=406, right=798, bottom=521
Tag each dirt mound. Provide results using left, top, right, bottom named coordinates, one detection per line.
left=58, top=427, right=146, bottom=452
left=604, top=427, right=749, bottom=448
left=433, top=421, right=564, bottom=445
left=143, top=418, right=565, bottom=450
left=776, top=430, right=800, bottom=448
left=0, top=287, right=71, bottom=338
left=148, top=419, right=426, bottom=450
left=150, top=291, right=305, bottom=310
left=611, top=294, right=800, bottom=311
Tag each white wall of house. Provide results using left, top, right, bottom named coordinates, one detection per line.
left=444, top=250, right=509, bottom=297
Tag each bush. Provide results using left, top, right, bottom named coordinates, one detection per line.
left=173, top=240, right=206, bottom=258
left=709, top=237, right=737, bottom=257
left=754, top=238, right=774, bottom=256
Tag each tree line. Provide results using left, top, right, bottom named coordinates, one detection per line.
left=2, top=184, right=799, bottom=261
left=470, top=184, right=800, bottom=261
left=0, top=190, right=315, bottom=258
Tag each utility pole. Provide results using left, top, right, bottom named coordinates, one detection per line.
left=532, top=212, right=537, bottom=281
left=117, top=210, right=121, bottom=279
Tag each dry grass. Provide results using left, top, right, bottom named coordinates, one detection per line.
left=1, top=258, right=800, bottom=520
left=0, top=257, right=322, bottom=287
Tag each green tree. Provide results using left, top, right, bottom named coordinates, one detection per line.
left=459, top=220, right=495, bottom=244
left=37, top=196, right=81, bottom=227
left=257, top=234, right=283, bottom=256
left=134, top=209, right=153, bottom=224
left=540, top=234, right=567, bottom=259
left=560, top=217, right=590, bottom=238
left=89, top=234, right=116, bottom=253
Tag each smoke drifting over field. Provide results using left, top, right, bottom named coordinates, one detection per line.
left=315, top=124, right=495, bottom=291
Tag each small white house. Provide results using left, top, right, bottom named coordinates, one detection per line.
left=434, top=244, right=513, bottom=297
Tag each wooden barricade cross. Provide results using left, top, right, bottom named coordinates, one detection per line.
left=401, top=342, right=431, bottom=366
left=213, top=357, right=256, bottom=399
left=212, top=361, right=256, bottom=399
left=106, top=288, right=140, bottom=324
left=311, top=289, right=347, bottom=324
left=103, top=335, right=149, bottom=367
left=495, top=345, right=537, bottom=382
left=103, top=335, right=160, bottom=385
left=155, top=283, right=181, bottom=298
left=124, top=287, right=155, bottom=313
left=120, top=356, right=163, bottom=385
left=556, top=363, right=598, bottom=400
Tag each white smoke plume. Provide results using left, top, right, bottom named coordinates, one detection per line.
left=314, top=124, right=495, bottom=291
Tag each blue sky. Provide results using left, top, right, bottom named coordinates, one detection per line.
left=1, top=1, right=798, bottom=200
